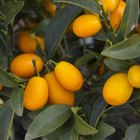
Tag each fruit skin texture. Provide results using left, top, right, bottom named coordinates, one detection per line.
left=101, top=0, right=121, bottom=13
left=103, top=73, right=133, bottom=106
left=54, top=61, right=83, bottom=91
left=72, top=14, right=101, bottom=38
left=44, top=72, right=74, bottom=106
left=24, top=77, right=48, bottom=111
left=110, top=0, right=126, bottom=29
left=128, top=65, right=140, bottom=88
left=0, top=85, right=3, bottom=91
left=18, top=31, right=44, bottom=53
left=10, top=53, right=43, bottom=79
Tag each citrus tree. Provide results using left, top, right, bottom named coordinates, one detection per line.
left=0, top=0, right=140, bottom=140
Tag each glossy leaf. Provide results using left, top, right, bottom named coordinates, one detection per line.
left=128, top=90, right=140, bottom=103
left=102, top=34, right=140, bottom=60
left=53, top=0, right=100, bottom=14
left=93, top=121, right=115, bottom=140
left=25, top=105, right=72, bottom=140
left=106, top=104, right=133, bottom=116
left=45, top=5, right=82, bottom=59
left=104, top=115, right=128, bottom=131
left=0, top=66, right=19, bottom=87
left=0, top=101, right=14, bottom=140
left=10, top=87, right=24, bottom=116
left=75, top=53, right=96, bottom=67
left=59, top=121, right=79, bottom=140
left=104, top=58, right=132, bottom=72
left=22, top=113, right=33, bottom=131
left=3, top=1, right=24, bottom=25
left=90, top=97, right=108, bottom=128
left=71, top=107, right=98, bottom=135
left=45, top=128, right=61, bottom=140
left=94, top=29, right=108, bottom=41
left=124, top=123, right=140, bottom=140
left=0, top=44, right=8, bottom=69
left=116, top=0, right=139, bottom=41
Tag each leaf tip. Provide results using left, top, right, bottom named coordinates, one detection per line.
left=25, top=133, right=32, bottom=140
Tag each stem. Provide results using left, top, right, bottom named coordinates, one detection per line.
left=99, top=3, right=115, bottom=34
left=49, top=60, right=57, bottom=66
left=59, top=44, right=66, bottom=58
left=88, top=55, right=104, bottom=81
left=6, top=112, right=14, bottom=140
left=103, top=106, right=115, bottom=114
left=32, top=58, right=39, bottom=76
left=63, top=36, right=69, bottom=54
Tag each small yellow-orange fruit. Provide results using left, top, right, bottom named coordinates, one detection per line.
left=24, top=76, right=48, bottom=111
left=55, top=61, right=83, bottom=91
left=44, top=72, right=74, bottom=106
left=10, top=53, right=43, bottom=78
left=103, top=73, right=133, bottom=106
left=72, top=14, right=101, bottom=38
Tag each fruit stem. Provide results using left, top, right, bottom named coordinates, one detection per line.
left=59, top=44, right=66, bottom=58
left=49, top=60, right=57, bottom=66
left=32, top=58, right=40, bottom=77
left=63, top=35, right=70, bottom=54
left=99, top=3, right=115, bottom=35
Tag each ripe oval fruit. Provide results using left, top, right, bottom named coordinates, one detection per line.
left=55, top=61, right=83, bottom=91
left=24, top=77, right=48, bottom=111
left=10, top=53, right=43, bottom=78
left=110, top=0, right=126, bottom=29
left=44, top=72, right=74, bottom=106
left=128, top=65, right=140, bottom=88
left=103, top=73, right=133, bottom=106
left=18, top=31, right=44, bottom=53
left=101, top=0, right=121, bottom=13
left=72, top=14, right=101, bottom=38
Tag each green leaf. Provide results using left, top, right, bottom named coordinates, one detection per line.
left=25, top=105, right=72, bottom=140
left=90, top=97, right=108, bottom=128
left=44, top=5, right=82, bottom=59
left=59, top=121, right=79, bottom=140
left=93, top=121, right=115, bottom=140
left=0, top=66, right=19, bottom=87
left=128, top=89, right=140, bottom=103
left=45, top=127, right=61, bottom=140
left=125, top=123, right=140, bottom=140
left=3, top=1, right=24, bottom=25
left=53, top=0, right=100, bottom=14
left=94, top=29, right=108, bottom=41
left=71, top=107, right=98, bottom=135
left=115, top=0, right=139, bottom=41
left=75, top=53, right=96, bottom=67
left=103, top=115, right=128, bottom=131
left=104, top=58, right=132, bottom=72
left=102, top=34, right=140, bottom=60
left=0, top=101, right=14, bottom=140
left=22, top=113, right=32, bottom=131
left=10, top=87, right=24, bottom=116
left=0, top=44, right=8, bottom=69
left=106, top=104, right=133, bottom=116
left=33, top=19, right=50, bottom=35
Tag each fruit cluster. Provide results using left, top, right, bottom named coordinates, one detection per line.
left=10, top=52, right=83, bottom=111
left=103, top=65, right=140, bottom=106
left=72, top=0, right=126, bottom=37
